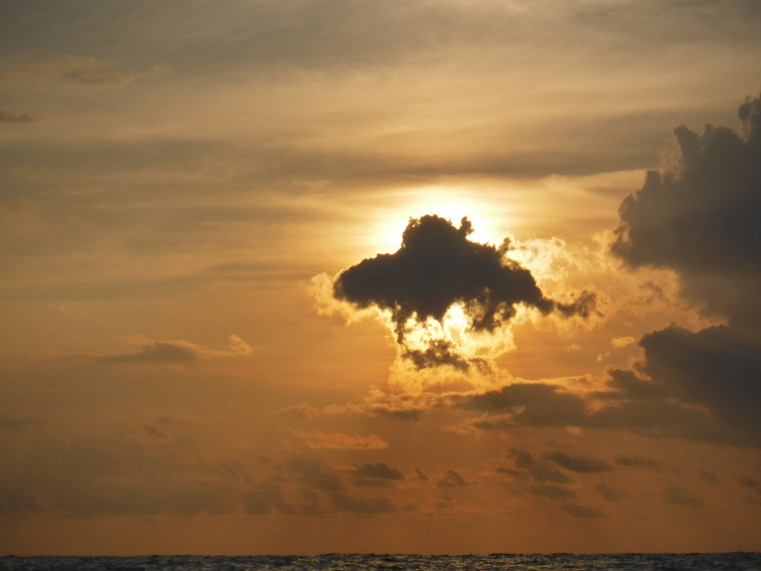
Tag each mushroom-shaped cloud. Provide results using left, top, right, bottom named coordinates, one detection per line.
left=333, top=215, right=594, bottom=368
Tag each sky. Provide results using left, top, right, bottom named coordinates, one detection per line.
left=1, top=0, right=761, bottom=556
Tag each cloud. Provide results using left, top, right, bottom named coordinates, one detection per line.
left=333, top=215, right=595, bottom=369
left=437, top=469, right=468, bottom=488
left=543, top=452, right=612, bottom=474
left=459, top=383, right=588, bottom=428
left=611, top=92, right=761, bottom=331
left=562, top=503, right=605, bottom=519
left=594, top=483, right=622, bottom=502
left=60, top=70, right=136, bottom=88
left=0, top=431, right=241, bottom=517
left=0, top=56, right=135, bottom=89
left=0, top=110, right=35, bottom=123
left=100, top=342, right=197, bottom=363
left=532, top=484, right=576, bottom=501
left=614, top=455, right=663, bottom=471
left=295, top=431, right=389, bottom=450
left=353, top=463, right=404, bottom=483
left=246, top=454, right=403, bottom=516
left=661, top=486, right=702, bottom=508
left=605, top=93, right=761, bottom=448
left=98, top=335, right=254, bottom=364
left=507, top=449, right=572, bottom=485
left=637, top=324, right=761, bottom=440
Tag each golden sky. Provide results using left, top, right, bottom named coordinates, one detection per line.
left=1, top=0, right=761, bottom=555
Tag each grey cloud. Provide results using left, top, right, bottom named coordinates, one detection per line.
left=612, top=93, right=761, bottom=331
left=638, top=324, right=761, bottom=440
left=596, top=369, right=666, bottom=400
left=543, top=452, right=612, bottom=474
left=100, top=342, right=197, bottom=363
left=464, top=377, right=749, bottom=447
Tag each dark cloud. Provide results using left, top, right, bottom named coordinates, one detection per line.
left=507, top=449, right=572, bottom=485
left=0, top=110, right=35, bottom=123
left=612, top=93, right=761, bottom=331
left=334, top=215, right=594, bottom=369
left=638, top=324, right=761, bottom=440
left=596, top=369, right=666, bottom=400
left=606, top=91, right=761, bottom=447
left=461, top=378, right=747, bottom=446
left=353, top=462, right=404, bottom=486
left=614, top=455, right=663, bottom=471
left=100, top=342, right=197, bottom=363
left=459, top=383, right=588, bottom=428
left=543, top=452, right=612, bottom=474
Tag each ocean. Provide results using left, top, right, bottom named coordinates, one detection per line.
left=1, top=553, right=760, bottom=570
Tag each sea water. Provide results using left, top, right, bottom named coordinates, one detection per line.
left=1, top=553, right=760, bottom=570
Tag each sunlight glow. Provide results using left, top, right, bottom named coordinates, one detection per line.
left=370, top=186, right=511, bottom=253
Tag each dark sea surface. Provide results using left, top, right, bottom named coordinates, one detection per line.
left=1, top=553, right=760, bottom=571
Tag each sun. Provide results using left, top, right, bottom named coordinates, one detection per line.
left=370, top=185, right=508, bottom=253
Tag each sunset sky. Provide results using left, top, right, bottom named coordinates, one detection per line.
left=2, top=0, right=761, bottom=555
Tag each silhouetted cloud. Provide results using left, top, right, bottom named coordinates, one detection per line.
left=334, top=215, right=595, bottom=369
left=543, top=452, right=612, bottom=473
left=101, top=342, right=197, bottom=363
left=612, top=93, right=761, bottom=331
left=608, top=94, right=761, bottom=448
left=638, top=324, right=761, bottom=439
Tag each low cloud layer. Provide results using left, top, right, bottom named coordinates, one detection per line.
left=333, top=215, right=594, bottom=369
